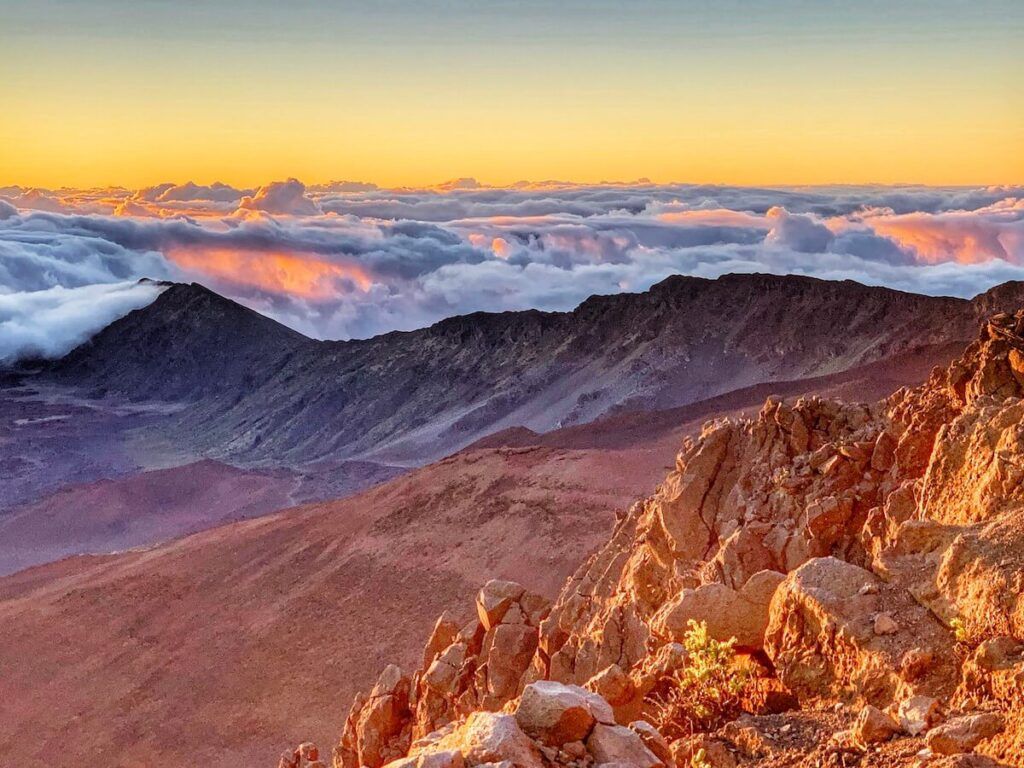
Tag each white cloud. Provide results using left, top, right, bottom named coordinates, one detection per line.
left=1, top=180, right=1023, bottom=362
left=0, top=281, right=165, bottom=364
left=237, top=178, right=321, bottom=216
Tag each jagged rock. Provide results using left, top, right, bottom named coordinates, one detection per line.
left=424, top=614, right=463, bottom=669
left=586, top=665, right=634, bottom=708
left=337, top=665, right=413, bottom=768
left=481, top=624, right=537, bottom=706
left=852, top=705, right=900, bottom=746
left=384, top=751, right=465, bottom=768
left=898, top=695, right=941, bottom=736
left=477, top=581, right=527, bottom=631
left=586, top=724, right=662, bottom=768
left=627, top=721, right=672, bottom=766
left=927, top=713, right=1005, bottom=755
left=331, top=309, right=1024, bottom=768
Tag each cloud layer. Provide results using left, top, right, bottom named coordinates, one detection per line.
left=0, top=281, right=166, bottom=364
left=1, top=180, right=1023, bottom=363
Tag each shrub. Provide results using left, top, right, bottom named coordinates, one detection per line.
left=652, top=619, right=752, bottom=739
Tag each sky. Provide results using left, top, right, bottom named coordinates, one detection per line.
left=1, top=0, right=1022, bottom=188
left=1, top=2, right=1023, bottom=365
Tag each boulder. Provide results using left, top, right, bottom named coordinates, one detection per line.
left=514, top=681, right=604, bottom=746
left=927, top=713, right=1005, bottom=755
left=383, top=752, right=465, bottom=768
left=586, top=724, right=662, bottom=768
left=481, top=623, right=537, bottom=703
left=652, top=570, right=784, bottom=649
left=447, top=712, right=543, bottom=768
left=586, top=664, right=634, bottom=708
left=628, top=721, right=672, bottom=766
left=898, top=694, right=941, bottom=736
left=351, top=665, right=414, bottom=768
left=764, top=558, right=955, bottom=706
left=852, top=705, right=900, bottom=746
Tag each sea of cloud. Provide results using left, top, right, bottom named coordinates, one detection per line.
left=1, top=179, right=1022, bottom=363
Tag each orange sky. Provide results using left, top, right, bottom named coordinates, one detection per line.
left=1, top=1, right=1021, bottom=188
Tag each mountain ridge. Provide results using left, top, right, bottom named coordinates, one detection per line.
left=39, top=273, right=1024, bottom=466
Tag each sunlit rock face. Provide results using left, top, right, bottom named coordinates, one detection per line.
left=324, top=309, right=1024, bottom=768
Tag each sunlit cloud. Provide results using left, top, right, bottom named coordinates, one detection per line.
left=237, top=178, right=321, bottom=216
left=861, top=203, right=1024, bottom=264
left=167, top=247, right=372, bottom=300
left=2, top=179, right=1024, bottom=364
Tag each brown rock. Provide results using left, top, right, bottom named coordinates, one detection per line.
left=482, top=623, right=537, bottom=703
left=628, top=721, right=672, bottom=766
left=900, top=648, right=936, bottom=681
left=586, top=664, right=634, bottom=707
left=477, top=581, right=526, bottom=631
left=926, top=712, right=1005, bottom=755
left=652, top=569, right=784, bottom=650
left=353, top=665, right=414, bottom=768
left=873, top=613, right=899, bottom=636
left=514, top=681, right=603, bottom=747
left=586, top=724, right=662, bottom=768
left=423, top=614, right=462, bottom=669
left=280, top=742, right=326, bottom=768
left=898, top=694, right=941, bottom=736
left=765, top=558, right=955, bottom=706
left=852, top=705, right=900, bottom=746
left=384, top=751, right=465, bottom=768
left=446, top=712, right=544, bottom=768
left=927, top=756, right=1008, bottom=768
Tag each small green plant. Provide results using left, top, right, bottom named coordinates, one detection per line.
left=690, top=747, right=713, bottom=768
left=951, top=617, right=969, bottom=644
left=652, top=620, right=752, bottom=739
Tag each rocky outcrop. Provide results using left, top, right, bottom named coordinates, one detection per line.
left=764, top=557, right=956, bottom=706
left=280, top=742, right=327, bottom=768
left=336, top=582, right=551, bottom=768
left=311, top=309, right=1024, bottom=768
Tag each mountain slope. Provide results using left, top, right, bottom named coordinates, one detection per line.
left=0, top=443, right=661, bottom=768
left=49, top=281, right=313, bottom=401
left=0, top=459, right=301, bottom=575
left=0, top=341, right=967, bottom=768
left=45, top=274, right=1024, bottom=466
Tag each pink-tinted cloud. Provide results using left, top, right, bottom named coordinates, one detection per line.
left=863, top=203, right=1024, bottom=264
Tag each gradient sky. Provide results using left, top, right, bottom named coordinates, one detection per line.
left=2, top=0, right=1022, bottom=188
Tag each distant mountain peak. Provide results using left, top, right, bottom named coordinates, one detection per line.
left=48, top=280, right=311, bottom=402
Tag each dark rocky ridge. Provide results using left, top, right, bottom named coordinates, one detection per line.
left=43, top=273, right=1024, bottom=465
left=49, top=282, right=313, bottom=402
